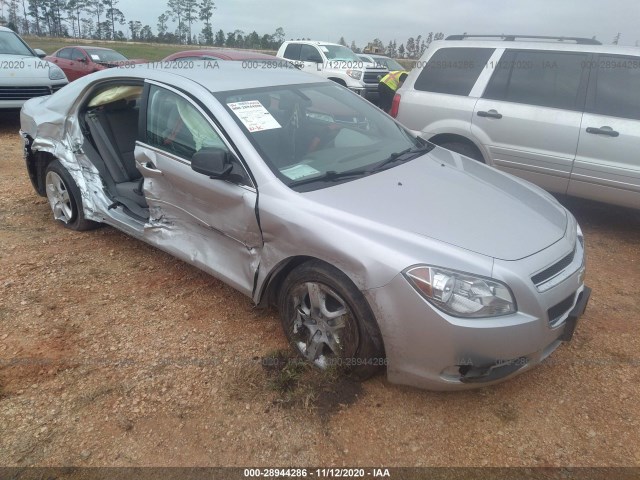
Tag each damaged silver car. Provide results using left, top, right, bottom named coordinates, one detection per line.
left=20, top=63, right=590, bottom=390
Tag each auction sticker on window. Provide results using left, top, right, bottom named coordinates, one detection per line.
left=227, top=100, right=281, bottom=132
left=280, top=164, right=320, bottom=180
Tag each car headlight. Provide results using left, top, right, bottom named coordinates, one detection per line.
left=48, top=65, right=66, bottom=81
left=346, top=69, right=362, bottom=80
left=403, top=266, right=517, bottom=318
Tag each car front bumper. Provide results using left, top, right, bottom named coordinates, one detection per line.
left=364, top=239, right=589, bottom=390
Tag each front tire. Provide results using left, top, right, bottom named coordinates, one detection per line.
left=45, top=160, right=99, bottom=231
left=278, top=261, right=385, bottom=380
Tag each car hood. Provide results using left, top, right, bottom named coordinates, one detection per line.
left=0, top=54, right=54, bottom=79
left=304, top=147, right=568, bottom=261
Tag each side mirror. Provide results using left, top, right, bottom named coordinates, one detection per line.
left=191, top=147, right=234, bottom=179
left=308, top=55, right=323, bottom=63
left=34, top=48, right=46, bottom=58
left=78, top=57, right=87, bottom=63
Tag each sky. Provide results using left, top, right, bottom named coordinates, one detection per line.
left=122, top=0, right=640, bottom=47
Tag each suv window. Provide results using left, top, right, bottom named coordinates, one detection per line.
left=484, top=50, right=588, bottom=110
left=589, top=55, right=640, bottom=121
left=283, top=43, right=301, bottom=61
left=414, top=47, right=494, bottom=96
left=300, top=44, right=321, bottom=62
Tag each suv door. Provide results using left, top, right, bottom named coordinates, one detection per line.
left=472, top=49, right=590, bottom=193
left=570, top=54, right=640, bottom=209
left=136, top=83, right=262, bottom=296
left=397, top=47, right=495, bottom=141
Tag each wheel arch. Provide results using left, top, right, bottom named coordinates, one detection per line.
left=24, top=138, right=57, bottom=197
left=256, top=255, right=322, bottom=308
left=428, top=133, right=486, bottom=162
left=327, top=77, right=347, bottom=86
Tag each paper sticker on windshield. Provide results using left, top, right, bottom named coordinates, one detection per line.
left=90, top=54, right=100, bottom=61
left=227, top=100, right=281, bottom=132
left=280, top=164, right=320, bottom=180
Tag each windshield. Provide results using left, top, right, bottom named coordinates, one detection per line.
left=85, top=48, right=128, bottom=62
left=375, top=57, right=405, bottom=71
left=0, top=31, right=34, bottom=56
left=217, top=83, right=421, bottom=191
left=320, top=45, right=360, bottom=62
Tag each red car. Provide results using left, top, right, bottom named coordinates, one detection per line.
left=162, top=48, right=293, bottom=65
left=45, top=46, right=146, bottom=81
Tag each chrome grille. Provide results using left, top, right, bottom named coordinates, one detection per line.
left=532, top=248, right=575, bottom=286
left=0, top=86, right=53, bottom=100
left=531, top=239, right=584, bottom=293
left=363, top=69, right=387, bottom=86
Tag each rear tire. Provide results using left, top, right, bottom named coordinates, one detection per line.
left=44, top=160, right=100, bottom=231
left=438, top=141, right=485, bottom=163
left=278, top=261, right=385, bottom=380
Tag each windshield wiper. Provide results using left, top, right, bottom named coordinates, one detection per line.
left=288, top=140, right=434, bottom=188
left=287, top=169, right=370, bottom=187
left=370, top=141, right=434, bottom=173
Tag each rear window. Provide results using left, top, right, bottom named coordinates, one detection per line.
left=589, top=55, right=640, bottom=121
left=414, top=47, right=494, bottom=96
left=283, top=43, right=301, bottom=61
left=57, top=48, right=72, bottom=59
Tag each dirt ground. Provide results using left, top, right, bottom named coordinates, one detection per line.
left=1, top=110, right=639, bottom=468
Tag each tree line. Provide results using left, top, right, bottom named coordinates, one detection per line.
left=0, top=0, right=286, bottom=49
left=339, top=33, right=446, bottom=59
left=3, top=2, right=629, bottom=55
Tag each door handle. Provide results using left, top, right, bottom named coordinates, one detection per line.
left=138, top=161, right=163, bottom=176
left=586, top=126, right=619, bottom=137
left=477, top=110, right=503, bottom=119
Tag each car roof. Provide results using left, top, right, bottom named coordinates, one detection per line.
left=164, top=48, right=276, bottom=61
left=284, top=40, right=342, bottom=47
left=431, top=39, right=640, bottom=56
left=0, top=26, right=14, bottom=32
left=144, top=61, right=326, bottom=92
left=64, top=46, right=114, bottom=51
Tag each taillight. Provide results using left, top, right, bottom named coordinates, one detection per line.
left=390, top=93, right=401, bottom=118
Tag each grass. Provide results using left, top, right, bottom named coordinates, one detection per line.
left=23, top=36, right=277, bottom=62
left=260, top=349, right=362, bottom=420
left=23, top=36, right=411, bottom=67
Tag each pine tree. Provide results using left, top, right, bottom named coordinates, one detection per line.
left=199, top=0, right=215, bottom=45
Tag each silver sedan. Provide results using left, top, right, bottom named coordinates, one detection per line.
left=20, top=62, right=590, bottom=390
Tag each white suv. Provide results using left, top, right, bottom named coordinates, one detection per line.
left=0, top=26, right=68, bottom=110
left=277, top=40, right=387, bottom=101
left=394, top=35, right=640, bottom=210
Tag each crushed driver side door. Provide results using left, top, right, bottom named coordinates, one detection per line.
left=134, top=81, right=262, bottom=296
